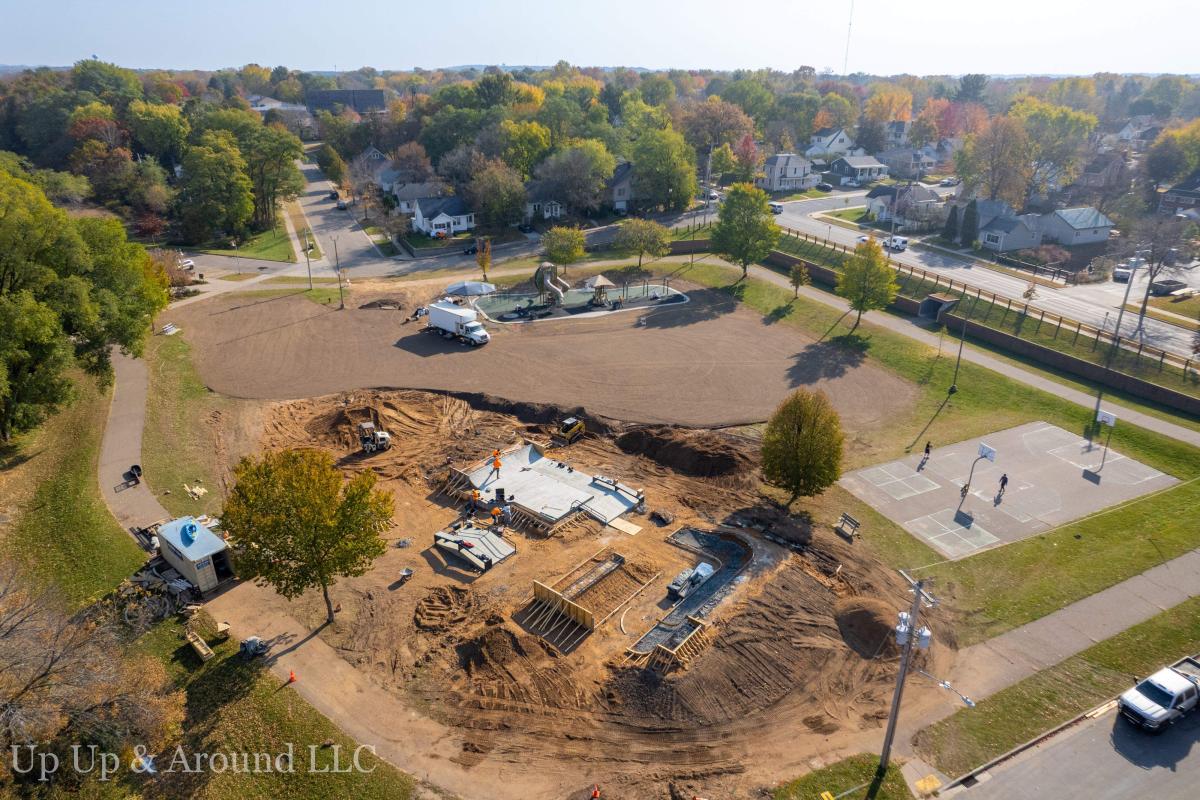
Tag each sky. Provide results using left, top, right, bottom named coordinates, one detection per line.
left=2, top=0, right=1196, bottom=76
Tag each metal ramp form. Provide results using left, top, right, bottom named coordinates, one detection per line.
left=434, top=522, right=516, bottom=572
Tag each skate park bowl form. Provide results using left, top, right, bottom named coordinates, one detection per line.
left=475, top=284, right=688, bottom=322
left=839, top=421, right=1177, bottom=561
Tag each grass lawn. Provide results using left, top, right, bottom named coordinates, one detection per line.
left=134, top=616, right=417, bottom=799
left=670, top=221, right=714, bottom=240
left=827, top=206, right=869, bottom=224
left=1124, top=303, right=1200, bottom=332
left=214, top=272, right=260, bottom=282
left=773, top=187, right=832, bottom=201
left=648, top=260, right=1200, bottom=645
left=229, top=286, right=347, bottom=306
left=198, top=221, right=296, bottom=263
left=404, top=230, right=473, bottom=249
left=1149, top=292, right=1200, bottom=318
left=775, top=754, right=912, bottom=800
left=1, top=375, right=146, bottom=609
left=287, top=201, right=322, bottom=259
left=143, top=334, right=238, bottom=518
left=915, top=594, right=1200, bottom=777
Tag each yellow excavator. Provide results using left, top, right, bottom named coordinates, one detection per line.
left=551, top=416, right=585, bottom=446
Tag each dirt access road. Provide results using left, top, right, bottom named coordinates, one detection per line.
left=167, top=283, right=915, bottom=429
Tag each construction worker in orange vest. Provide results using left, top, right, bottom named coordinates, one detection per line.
left=469, top=488, right=480, bottom=513
left=490, top=506, right=502, bottom=528
left=490, top=456, right=501, bottom=478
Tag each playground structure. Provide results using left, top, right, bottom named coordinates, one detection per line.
left=533, top=261, right=571, bottom=306
left=519, top=547, right=659, bottom=653
left=442, top=443, right=645, bottom=536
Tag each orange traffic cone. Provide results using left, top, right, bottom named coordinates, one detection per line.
left=591, top=786, right=600, bottom=799
left=288, top=670, right=298, bottom=684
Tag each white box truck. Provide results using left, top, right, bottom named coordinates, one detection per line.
left=426, top=301, right=490, bottom=346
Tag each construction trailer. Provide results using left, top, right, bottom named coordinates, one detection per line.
left=156, top=517, right=235, bottom=594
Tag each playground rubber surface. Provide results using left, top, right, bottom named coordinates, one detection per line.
left=166, top=284, right=916, bottom=429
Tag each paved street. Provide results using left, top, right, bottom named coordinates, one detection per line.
left=955, top=706, right=1200, bottom=800
left=777, top=193, right=1198, bottom=358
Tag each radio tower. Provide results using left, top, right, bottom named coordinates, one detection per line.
left=843, top=0, right=855, bottom=76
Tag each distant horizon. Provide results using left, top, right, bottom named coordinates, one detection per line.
left=1, top=0, right=1195, bottom=76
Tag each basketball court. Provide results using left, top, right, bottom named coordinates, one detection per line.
left=840, top=421, right=1177, bottom=560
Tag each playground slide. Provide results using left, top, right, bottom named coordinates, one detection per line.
left=545, top=282, right=564, bottom=304
left=552, top=275, right=570, bottom=294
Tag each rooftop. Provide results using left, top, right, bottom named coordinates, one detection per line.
left=158, top=516, right=227, bottom=561
left=417, top=196, right=470, bottom=218
left=1052, top=207, right=1114, bottom=230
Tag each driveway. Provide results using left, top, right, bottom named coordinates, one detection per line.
left=955, top=706, right=1200, bottom=800
left=776, top=194, right=1197, bottom=358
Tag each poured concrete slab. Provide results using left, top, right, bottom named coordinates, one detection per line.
left=463, top=444, right=641, bottom=524
left=840, top=421, right=1178, bottom=560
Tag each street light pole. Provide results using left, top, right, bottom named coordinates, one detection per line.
left=950, top=293, right=981, bottom=394
left=332, top=235, right=344, bottom=310
left=873, top=574, right=935, bottom=794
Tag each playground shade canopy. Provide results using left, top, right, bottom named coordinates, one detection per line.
left=444, top=280, right=497, bottom=296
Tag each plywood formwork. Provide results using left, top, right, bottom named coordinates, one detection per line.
left=628, top=617, right=715, bottom=674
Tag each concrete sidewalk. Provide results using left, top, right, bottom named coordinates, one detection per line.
left=744, top=262, right=1200, bottom=449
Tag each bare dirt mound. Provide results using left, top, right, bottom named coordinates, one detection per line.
left=616, top=426, right=756, bottom=479
left=834, top=596, right=901, bottom=659
left=415, top=586, right=476, bottom=632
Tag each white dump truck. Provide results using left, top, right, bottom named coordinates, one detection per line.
left=425, top=301, right=490, bottom=346
left=1118, top=656, right=1200, bottom=731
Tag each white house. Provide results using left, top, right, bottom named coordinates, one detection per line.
left=390, top=180, right=447, bottom=214
left=1038, top=207, right=1114, bottom=246
left=756, top=153, right=818, bottom=193
left=412, top=196, right=476, bottom=237
left=885, top=120, right=911, bottom=147
left=805, top=127, right=862, bottom=159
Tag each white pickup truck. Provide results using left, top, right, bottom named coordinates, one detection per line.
left=425, top=300, right=490, bottom=346
left=1118, top=656, right=1200, bottom=731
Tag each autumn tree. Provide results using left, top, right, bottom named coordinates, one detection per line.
left=223, top=449, right=393, bottom=625
left=498, top=119, right=552, bottom=178
left=542, top=226, right=587, bottom=264
left=467, top=159, right=527, bottom=227
left=631, top=127, right=697, bottom=211
left=534, top=139, right=617, bottom=215
left=814, top=92, right=856, bottom=131
left=836, top=237, right=898, bottom=329
left=243, top=124, right=304, bottom=229
left=732, top=132, right=760, bottom=181
left=789, top=262, right=810, bottom=297
left=680, top=96, right=756, bottom=152
left=1009, top=97, right=1097, bottom=201
left=614, top=218, right=670, bottom=267
left=760, top=389, right=844, bottom=504
left=315, top=142, right=348, bottom=185
left=711, top=182, right=781, bottom=278
left=126, top=99, right=189, bottom=163
left=955, top=116, right=1031, bottom=208
left=864, top=86, right=913, bottom=123
left=391, top=141, right=434, bottom=182
left=710, top=142, right=737, bottom=181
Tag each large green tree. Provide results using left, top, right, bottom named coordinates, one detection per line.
left=0, top=291, right=74, bottom=441
left=614, top=218, right=670, bottom=267
left=836, top=238, right=899, bottom=329
left=1009, top=97, right=1097, bottom=200
left=710, top=182, right=781, bottom=278
left=541, top=226, right=586, bottom=264
left=955, top=116, right=1031, bottom=208
left=467, top=159, right=527, bottom=227
left=126, top=100, right=189, bottom=163
left=175, top=131, right=254, bottom=243
left=630, top=128, right=697, bottom=211
left=223, top=449, right=393, bottom=625
left=498, top=119, right=551, bottom=178
left=242, top=124, right=304, bottom=229
left=760, top=389, right=844, bottom=505
left=534, top=139, right=617, bottom=215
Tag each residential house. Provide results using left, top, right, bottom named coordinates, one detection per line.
left=885, top=120, right=911, bottom=148
left=607, top=162, right=634, bottom=212
left=412, top=197, right=475, bottom=237
left=1133, top=126, right=1162, bottom=152
left=1159, top=169, right=1200, bottom=215
left=1116, top=115, right=1156, bottom=143
left=246, top=95, right=316, bottom=138
left=864, top=184, right=942, bottom=226
left=966, top=199, right=1018, bottom=234
left=805, top=127, right=862, bottom=159
left=829, top=156, right=889, bottom=184
left=1076, top=152, right=1128, bottom=189
left=305, top=89, right=387, bottom=114
left=756, top=153, right=817, bottom=193
left=876, top=146, right=937, bottom=179
left=979, top=215, right=1043, bottom=253
left=1038, top=207, right=1114, bottom=246
left=389, top=180, right=447, bottom=214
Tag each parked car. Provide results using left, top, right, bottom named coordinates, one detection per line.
left=816, top=182, right=833, bottom=192
left=463, top=245, right=478, bottom=255
left=1119, top=657, right=1200, bottom=731
left=882, top=236, right=909, bottom=251
left=843, top=179, right=860, bottom=188
left=939, top=177, right=960, bottom=186
left=517, top=223, right=534, bottom=233
left=708, top=190, right=720, bottom=201
left=336, top=199, right=348, bottom=210
left=857, top=235, right=872, bottom=244
left=179, top=259, right=195, bottom=270
left=768, top=202, right=784, bottom=214
left=1151, top=279, right=1187, bottom=296
left=328, top=190, right=339, bottom=200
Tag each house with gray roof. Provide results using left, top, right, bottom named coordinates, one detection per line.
left=865, top=184, right=941, bottom=225
left=389, top=180, right=448, bottom=214
left=756, top=153, right=817, bottom=193
left=829, top=155, right=889, bottom=184
left=306, top=89, right=387, bottom=114
left=980, top=214, right=1043, bottom=253
left=412, top=196, right=476, bottom=237
left=805, top=127, right=863, bottom=159
left=607, top=162, right=634, bottom=212
left=1039, top=207, right=1114, bottom=246
left=1160, top=169, right=1200, bottom=215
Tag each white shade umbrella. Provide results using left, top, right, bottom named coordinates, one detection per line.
left=444, top=280, right=497, bottom=296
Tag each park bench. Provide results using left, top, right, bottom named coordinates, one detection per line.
left=835, top=512, right=860, bottom=540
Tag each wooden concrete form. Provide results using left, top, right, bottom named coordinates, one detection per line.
left=641, top=617, right=715, bottom=673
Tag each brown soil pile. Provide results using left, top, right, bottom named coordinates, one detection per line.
left=616, top=426, right=756, bottom=479
left=835, top=597, right=901, bottom=659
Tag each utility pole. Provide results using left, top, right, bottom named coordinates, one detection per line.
left=872, top=573, right=936, bottom=797
left=332, top=235, right=344, bottom=310
left=950, top=293, right=981, bottom=394
left=1090, top=254, right=1143, bottom=439
left=304, top=228, right=313, bottom=291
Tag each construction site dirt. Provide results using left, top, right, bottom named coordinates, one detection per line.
left=166, top=281, right=917, bottom=429
left=235, top=388, right=953, bottom=799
